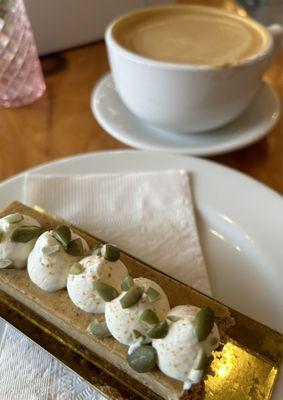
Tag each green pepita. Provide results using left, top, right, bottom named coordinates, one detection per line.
left=66, top=238, right=84, bottom=257
left=121, top=275, right=134, bottom=291
left=120, top=286, right=143, bottom=309
left=92, top=243, right=103, bottom=257
left=146, top=287, right=160, bottom=303
left=127, top=345, right=157, bottom=373
left=93, top=281, right=119, bottom=302
left=147, top=320, right=168, bottom=339
left=0, top=259, right=13, bottom=269
left=194, top=348, right=213, bottom=370
left=210, top=337, right=219, bottom=346
left=0, top=230, right=4, bottom=243
left=10, top=226, right=43, bottom=243
left=52, top=225, right=71, bottom=247
left=133, top=329, right=143, bottom=339
left=69, top=262, right=84, bottom=275
left=167, top=315, right=180, bottom=322
left=194, top=307, right=215, bottom=342
left=42, top=244, right=60, bottom=256
left=139, top=309, right=159, bottom=328
left=87, top=320, right=111, bottom=337
left=101, top=244, right=120, bottom=261
left=5, top=213, right=23, bottom=224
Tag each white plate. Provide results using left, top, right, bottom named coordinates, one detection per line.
left=92, top=74, right=281, bottom=156
left=0, top=150, right=282, bottom=397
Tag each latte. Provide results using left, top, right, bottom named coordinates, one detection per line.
left=113, top=6, right=269, bottom=66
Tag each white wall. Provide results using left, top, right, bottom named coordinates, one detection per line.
left=24, top=0, right=173, bottom=55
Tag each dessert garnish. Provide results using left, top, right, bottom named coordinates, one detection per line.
left=120, top=286, right=144, bottom=308
left=42, top=244, right=61, bottom=256
left=194, top=306, right=215, bottom=342
left=146, top=286, right=160, bottom=303
left=0, top=259, right=12, bottom=269
left=52, top=225, right=71, bottom=247
left=121, top=275, right=134, bottom=291
left=127, top=345, right=157, bottom=373
left=105, top=278, right=170, bottom=346
left=10, top=226, right=43, bottom=243
left=5, top=213, right=24, bottom=224
left=28, top=229, right=89, bottom=291
left=147, top=320, right=168, bottom=339
left=67, top=248, right=128, bottom=313
left=65, top=238, right=84, bottom=257
left=0, top=213, right=42, bottom=268
left=139, top=309, right=159, bottom=328
left=101, top=243, right=120, bottom=261
left=152, top=305, right=219, bottom=390
left=87, top=319, right=112, bottom=338
left=93, top=281, right=119, bottom=302
left=69, top=262, right=84, bottom=275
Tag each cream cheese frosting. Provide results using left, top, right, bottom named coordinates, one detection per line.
left=67, top=254, right=128, bottom=313
left=152, top=305, right=219, bottom=390
left=27, top=230, right=89, bottom=292
left=0, top=213, right=41, bottom=269
left=105, top=277, right=170, bottom=346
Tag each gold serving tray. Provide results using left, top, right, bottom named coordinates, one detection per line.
left=0, top=202, right=282, bottom=400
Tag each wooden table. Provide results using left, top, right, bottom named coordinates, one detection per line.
left=0, top=8, right=282, bottom=193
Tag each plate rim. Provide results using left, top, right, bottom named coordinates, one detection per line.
left=0, top=149, right=281, bottom=202
left=0, top=150, right=282, bottom=397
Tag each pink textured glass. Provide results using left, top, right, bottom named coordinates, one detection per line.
left=0, top=0, right=45, bottom=108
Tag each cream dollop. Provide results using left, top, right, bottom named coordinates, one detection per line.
left=27, top=230, right=89, bottom=292
left=67, top=254, right=128, bottom=313
left=0, top=214, right=41, bottom=269
left=152, top=305, right=219, bottom=390
left=105, top=277, right=170, bottom=346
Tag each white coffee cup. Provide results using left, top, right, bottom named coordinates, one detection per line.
left=105, top=5, right=283, bottom=133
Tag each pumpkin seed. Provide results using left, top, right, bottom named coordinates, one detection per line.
left=121, top=275, right=134, bottom=291
left=194, top=307, right=215, bottom=342
left=127, top=345, right=157, bottom=373
left=194, top=348, right=213, bottom=370
left=87, top=320, right=111, bottom=337
left=69, top=262, right=83, bottom=275
left=0, top=230, right=4, bottom=243
left=52, top=225, right=71, bottom=247
left=210, top=337, right=219, bottom=346
left=167, top=315, right=180, bottom=322
left=93, top=281, right=118, bottom=302
left=120, top=286, right=143, bottom=309
left=10, top=226, right=43, bottom=243
left=66, top=238, right=84, bottom=257
left=5, top=213, right=23, bottom=224
left=139, top=309, right=159, bottom=328
left=42, top=244, right=60, bottom=256
left=101, top=244, right=120, bottom=261
left=146, top=287, right=160, bottom=303
left=0, top=259, right=13, bottom=269
left=133, top=329, right=143, bottom=339
left=92, top=243, right=103, bottom=257
left=147, top=320, right=168, bottom=339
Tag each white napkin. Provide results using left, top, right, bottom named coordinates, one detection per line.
left=0, top=170, right=210, bottom=400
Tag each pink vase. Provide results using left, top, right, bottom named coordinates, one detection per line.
left=0, top=0, right=46, bottom=108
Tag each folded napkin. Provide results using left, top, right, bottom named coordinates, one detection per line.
left=0, top=170, right=210, bottom=400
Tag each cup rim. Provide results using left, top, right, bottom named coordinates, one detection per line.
left=105, top=4, right=273, bottom=71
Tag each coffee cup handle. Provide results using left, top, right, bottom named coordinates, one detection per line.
left=267, top=24, right=283, bottom=64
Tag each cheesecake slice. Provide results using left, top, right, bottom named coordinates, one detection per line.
left=0, top=201, right=234, bottom=400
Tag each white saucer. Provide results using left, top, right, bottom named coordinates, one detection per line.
left=91, top=74, right=280, bottom=157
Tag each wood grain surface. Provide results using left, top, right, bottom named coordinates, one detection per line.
left=0, top=1, right=282, bottom=193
